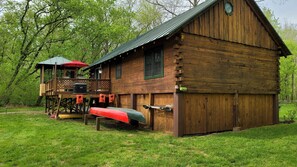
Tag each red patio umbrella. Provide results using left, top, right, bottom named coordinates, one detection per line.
left=62, top=60, right=88, bottom=68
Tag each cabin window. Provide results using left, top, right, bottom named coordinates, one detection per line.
left=144, top=46, right=164, bottom=79
left=115, top=61, right=122, bottom=79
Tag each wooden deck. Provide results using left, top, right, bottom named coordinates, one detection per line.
left=43, top=78, right=111, bottom=118
left=44, top=78, right=111, bottom=96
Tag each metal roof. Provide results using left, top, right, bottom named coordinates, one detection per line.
left=86, top=0, right=217, bottom=70
left=36, top=56, right=71, bottom=69
left=86, top=0, right=291, bottom=70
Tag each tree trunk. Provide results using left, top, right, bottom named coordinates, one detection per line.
left=35, top=96, right=43, bottom=106
left=292, top=73, right=295, bottom=102
left=193, top=0, right=198, bottom=6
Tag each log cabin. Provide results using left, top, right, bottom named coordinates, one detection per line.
left=85, top=0, right=291, bottom=136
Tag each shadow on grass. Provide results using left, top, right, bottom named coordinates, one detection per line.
left=69, top=117, right=151, bottom=133
left=220, top=123, right=297, bottom=140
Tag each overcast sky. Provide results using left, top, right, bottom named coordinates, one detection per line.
left=258, top=0, right=297, bottom=25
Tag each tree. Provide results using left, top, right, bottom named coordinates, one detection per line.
left=262, top=7, right=281, bottom=33
left=0, top=0, right=75, bottom=105
left=0, top=0, right=135, bottom=105
left=144, top=0, right=274, bottom=20
left=145, top=0, right=201, bottom=19
left=281, top=23, right=297, bottom=42
left=280, top=40, right=297, bottom=101
left=47, top=0, right=138, bottom=62
left=261, top=5, right=297, bottom=102
left=134, top=0, right=163, bottom=34
left=0, top=0, right=144, bottom=106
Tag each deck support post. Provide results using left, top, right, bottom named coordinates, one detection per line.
left=173, top=93, right=185, bottom=137
left=84, top=114, right=88, bottom=125
left=96, top=117, right=104, bottom=131
left=51, top=97, right=55, bottom=115
left=96, top=117, right=100, bottom=131
left=45, top=96, right=48, bottom=113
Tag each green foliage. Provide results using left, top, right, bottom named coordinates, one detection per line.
left=262, top=7, right=297, bottom=102
left=134, top=0, right=163, bottom=34
left=280, top=103, right=297, bottom=122
left=283, top=110, right=297, bottom=122
left=280, top=103, right=295, bottom=119
left=0, top=0, right=76, bottom=105
left=262, top=7, right=281, bottom=33
left=279, top=40, right=297, bottom=101
left=0, top=0, right=163, bottom=106
left=0, top=110, right=297, bottom=166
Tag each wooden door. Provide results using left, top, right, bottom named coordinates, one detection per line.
left=135, top=94, right=151, bottom=125
left=238, top=95, right=274, bottom=129
left=184, top=94, right=234, bottom=134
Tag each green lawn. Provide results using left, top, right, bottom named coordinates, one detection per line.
left=0, top=105, right=296, bottom=166
left=0, top=106, right=44, bottom=113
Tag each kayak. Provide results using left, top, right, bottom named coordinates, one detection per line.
left=89, top=107, right=146, bottom=124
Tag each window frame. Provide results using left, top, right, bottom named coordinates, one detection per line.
left=115, top=60, right=122, bottom=80
left=144, top=46, right=164, bottom=80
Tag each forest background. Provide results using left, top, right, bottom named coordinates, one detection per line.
left=0, top=0, right=296, bottom=106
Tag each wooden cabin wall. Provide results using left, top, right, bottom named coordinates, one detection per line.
left=117, top=93, right=174, bottom=132
left=184, top=94, right=234, bottom=134
left=175, top=0, right=280, bottom=135
left=238, top=94, right=274, bottom=129
left=118, top=94, right=131, bottom=108
left=100, top=38, right=176, bottom=132
left=153, top=94, right=174, bottom=132
left=183, top=93, right=274, bottom=135
left=135, top=94, right=151, bottom=125
left=101, top=64, right=110, bottom=79
left=178, top=34, right=279, bottom=94
left=178, top=0, right=280, bottom=94
left=101, top=38, right=176, bottom=95
left=183, top=0, right=278, bottom=50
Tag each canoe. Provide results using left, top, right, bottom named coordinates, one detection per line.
left=89, top=107, right=146, bottom=124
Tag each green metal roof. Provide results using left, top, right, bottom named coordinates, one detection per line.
left=36, top=56, right=71, bottom=69
left=86, top=0, right=217, bottom=70
left=86, top=0, right=291, bottom=70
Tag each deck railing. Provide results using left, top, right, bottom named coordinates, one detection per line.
left=44, top=78, right=111, bottom=95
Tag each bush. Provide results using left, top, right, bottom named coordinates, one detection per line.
left=283, top=110, right=297, bottom=123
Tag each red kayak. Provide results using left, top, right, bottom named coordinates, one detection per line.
left=89, top=107, right=146, bottom=124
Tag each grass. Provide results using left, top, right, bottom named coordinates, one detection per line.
left=0, top=106, right=44, bottom=113
left=0, top=105, right=296, bottom=166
